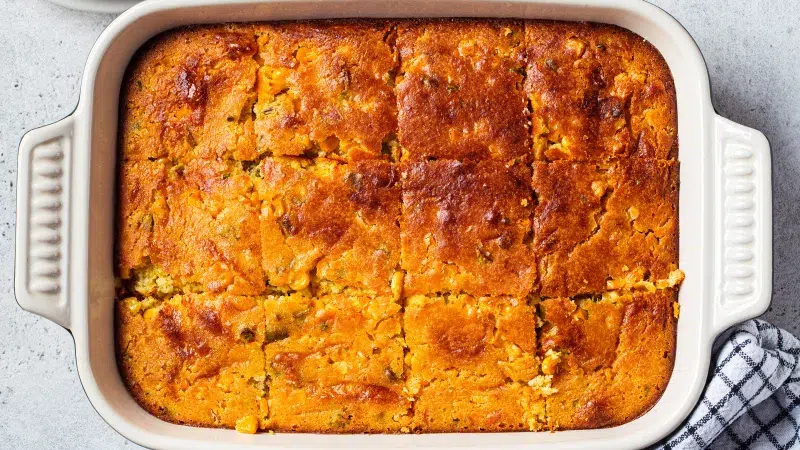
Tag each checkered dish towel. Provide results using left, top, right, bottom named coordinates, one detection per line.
left=654, top=319, right=800, bottom=450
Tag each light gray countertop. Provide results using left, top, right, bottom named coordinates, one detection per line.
left=0, top=0, right=797, bottom=447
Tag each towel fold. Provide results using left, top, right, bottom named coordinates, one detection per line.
left=654, top=320, right=800, bottom=449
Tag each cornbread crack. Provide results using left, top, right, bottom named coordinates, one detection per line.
left=404, top=294, right=549, bottom=431
left=254, top=21, right=400, bottom=162
left=538, top=289, right=678, bottom=430
left=525, top=21, right=677, bottom=161
left=532, top=158, right=680, bottom=298
left=396, top=19, right=530, bottom=163
left=263, top=293, right=411, bottom=432
left=116, top=293, right=268, bottom=428
left=400, top=160, right=537, bottom=297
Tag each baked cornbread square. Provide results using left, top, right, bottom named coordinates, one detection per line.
left=257, top=157, right=401, bottom=295
left=120, top=25, right=260, bottom=161
left=532, top=159, right=681, bottom=298
left=118, top=158, right=265, bottom=296
left=254, top=21, right=399, bottom=162
left=116, top=293, right=267, bottom=428
left=525, top=21, right=677, bottom=161
left=263, top=293, right=410, bottom=432
left=404, top=294, right=540, bottom=386
left=404, top=294, right=547, bottom=431
left=400, top=160, right=536, bottom=297
left=539, top=289, right=678, bottom=429
left=396, top=20, right=530, bottom=162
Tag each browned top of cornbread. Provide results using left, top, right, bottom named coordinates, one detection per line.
left=254, top=21, right=399, bottom=162
left=263, top=293, right=410, bottom=432
left=400, top=160, right=536, bottom=297
left=532, top=158, right=680, bottom=297
left=117, top=158, right=265, bottom=296
left=117, top=19, right=680, bottom=435
left=526, top=21, right=677, bottom=161
left=116, top=293, right=267, bottom=428
left=540, top=289, right=678, bottom=429
left=404, top=294, right=539, bottom=386
left=116, top=159, right=169, bottom=279
left=159, top=159, right=264, bottom=294
left=257, top=157, right=401, bottom=295
left=396, top=19, right=530, bottom=163
left=404, top=294, right=546, bottom=432
left=120, top=25, right=260, bottom=161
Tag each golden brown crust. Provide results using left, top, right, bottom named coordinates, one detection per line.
left=541, top=289, right=677, bottom=429
left=116, top=159, right=169, bottom=279
left=404, top=294, right=539, bottom=386
left=400, top=160, right=537, bottom=297
left=412, top=381, right=539, bottom=432
left=117, top=19, right=681, bottom=434
left=257, top=157, right=401, bottom=294
left=254, top=21, right=399, bottom=162
left=396, top=19, right=530, bottom=162
left=525, top=21, right=677, bottom=161
left=404, top=294, right=547, bottom=431
left=116, top=293, right=267, bottom=428
left=158, top=159, right=265, bottom=294
left=117, top=159, right=265, bottom=296
left=263, top=293, right=410, bottom=432
left=532, top=158, right=679, bottom=297
left=120, top=25, right=260, bottom=161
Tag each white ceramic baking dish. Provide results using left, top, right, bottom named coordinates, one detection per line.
left=14, top=0, right=772, bottom=448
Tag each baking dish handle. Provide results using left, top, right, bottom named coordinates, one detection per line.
left=712, top=115, right=773, bottom=336
left=15, top=115, right=74, bottom=330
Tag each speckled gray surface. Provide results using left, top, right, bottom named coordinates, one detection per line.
left=0, top=0, right=798, bottom=448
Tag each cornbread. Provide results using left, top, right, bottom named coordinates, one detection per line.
left=254, top=21, right=399, bottom=162
left=118, top=158, right=264, bottom=296
left=400, top=160, right=536, bottom=297
left=525, top=21, right=677, bottom=161
left=256, top=157, right=401, bottom=295
left=396, top=20, right=529, bottom=163
left=404, top=294, right=547, bottom=431
left=116, top=158, right=169, bottom=279
left=117, top=19, right=681, bottom=434
left=263, top=293, right=410, bottom=432
left=539, top=289, right=678, bottom=429
left=532, top=158, right=680, bottom=297
left=120, top=25, right=260, bottom=161
left=116, top=293, right=267, bottom=428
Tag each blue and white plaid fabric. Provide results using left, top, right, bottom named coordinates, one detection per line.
left=654, top=319, right=800, bottom=449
